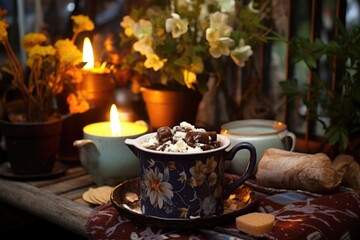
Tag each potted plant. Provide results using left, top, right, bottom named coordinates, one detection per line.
left=0, top=9, right=94, bottom=175
left=117, top=0, right=274, bottom=129
left=280, top=20, right=360, bottom=160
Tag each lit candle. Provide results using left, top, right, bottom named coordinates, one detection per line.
left=83, top=104, right=148, bottom=137
left=110, top=104, right=121, bottom=135
left=83, top=37, right=95, bottom=70
left=75, top=104, right=148, bottom=186
left=82, top=37, right=108, bottom=73
left=80, top=37, right=115, bottom=122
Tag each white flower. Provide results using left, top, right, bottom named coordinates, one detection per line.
left=209, top=11, right=233, bottom=36
left=143, top=167, right=174, bottom=209
left=133, top=19, right=152, bottom=39
left=205, top=27, right=220, bottom=43
left=230, top=39, right=253, bottom=67
left=248, top=0, right=260, bottom=14
left=198, top=3, right=210, bottom=24
left=208, top=36, right=235, bottom=58
left=165, top=13, right=189, bottom=38
left=133, top=37, right=153, bottom=56
left=215, top=0, right=235, bottom=13
left=118, top=0, right=273, bottom=93
left=206, top=11, right=234, bottom=58
left=202, top=195, right=216, bottom=215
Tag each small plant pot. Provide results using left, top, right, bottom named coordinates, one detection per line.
left=0, top=118, right=62, bottom=175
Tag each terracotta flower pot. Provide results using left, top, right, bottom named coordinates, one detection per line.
left=141, top=88, right=202, bottom=129
left=0, top=118, right=62, bottom=175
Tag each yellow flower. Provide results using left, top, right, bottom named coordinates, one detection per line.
left=67, top=92, right=90, bottom=114
left=183, top=70, right=197, bottom=90
left=22, top=33, right=48, bottom=52
left=26, top=45, right=56, bottom=67
left=120, top=16, right=135, bottom=37
left=28, top=45, right=56, bottom=57
left=0, top=20, right=8, bottom=42
left=0, top=9, right=94, bottom=122
left=55, top=39, right=82, bottom=66
left=190, top=160, right=206, bottom=187
left=208, top=172, right=218, bottom=186
left=65, top=67, right=83, bottom=84
left=71, top=15, right=94, bottom=33
left=144, top=54, right=167, bottom=71
left=204, top=156, right=217, bottom=173
left=0, top=9, right=9, bottom=42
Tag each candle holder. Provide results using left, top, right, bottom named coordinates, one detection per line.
left=73, top=121, right=148, bottom=186
left=80, top=71, right=116, bottom=122
left=57, top=72, right=115, bottom=162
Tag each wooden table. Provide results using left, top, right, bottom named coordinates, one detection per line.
left=0, top=163, right=96, bottom=237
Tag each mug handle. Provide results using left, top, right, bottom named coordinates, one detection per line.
left=282, top=132, right=296, bottom=151
left=223, top=142, right=256, bottom=198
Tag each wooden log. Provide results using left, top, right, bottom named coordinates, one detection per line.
left=0, top=178, right=92, bottom=236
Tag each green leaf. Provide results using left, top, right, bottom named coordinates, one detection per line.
left=278, top=79, right=303, bottom=96
left=325, top=125, right=349, bottom=149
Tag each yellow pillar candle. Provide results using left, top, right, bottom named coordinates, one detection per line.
left=83, top=121, right=148, bottom=137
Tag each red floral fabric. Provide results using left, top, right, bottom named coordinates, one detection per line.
left=216, top=190, right=360, bottom=240
left=86, top=182, right=360, bottom=240
left=86, top=202, right=207, bottom=240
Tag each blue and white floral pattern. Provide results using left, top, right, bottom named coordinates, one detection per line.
left=139, top=154, right=225, bottom=218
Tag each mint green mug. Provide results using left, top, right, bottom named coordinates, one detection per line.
left=220, top=119, right=296, bottom=176
left=73, top=121, right=148, bottom=186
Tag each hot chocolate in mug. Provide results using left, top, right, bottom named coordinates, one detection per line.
left=125, top=133, right=257, bottom=218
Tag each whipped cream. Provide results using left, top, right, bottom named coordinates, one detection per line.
left=141, top=121, right=220, bottom=153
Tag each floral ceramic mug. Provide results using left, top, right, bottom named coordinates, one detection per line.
left=125, top=133, right=256, bottom=219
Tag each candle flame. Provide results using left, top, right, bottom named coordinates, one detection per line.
left=83, top=37, right=94, bottom=69
left=110, top=104, right=121, bottom=136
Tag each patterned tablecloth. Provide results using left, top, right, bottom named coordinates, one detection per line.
left=86, top=179, right=360, bottom=240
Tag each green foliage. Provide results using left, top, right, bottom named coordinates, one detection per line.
left=280, top=20, right=360, bottom=150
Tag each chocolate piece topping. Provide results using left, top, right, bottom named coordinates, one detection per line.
left=156, top=126, right=173, bottom=144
